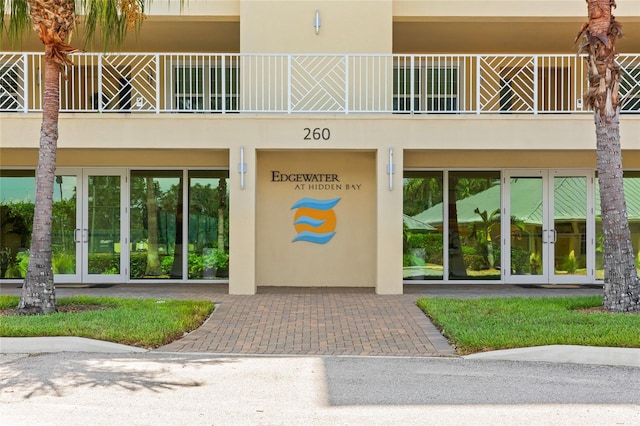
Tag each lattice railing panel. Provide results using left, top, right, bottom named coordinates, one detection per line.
left=290, top=56, right=346, bottom=112
left=479, top=56, right=535, bottom=113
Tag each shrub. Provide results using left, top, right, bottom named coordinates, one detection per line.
left=561, top=250, right=578, bottom=274
left=511, top=247, right=530, bottom=274
left=188, top=252, right=204, bottom=279
left=88, top=254, right=120, bottom=275
left=129, top=253, right=147, bottom=278
left=161, top=255, right=175, bottom=275
left=53, top=253, right=75, bottom=274
left=463, top=253, right=487, bottom=271
left=6, top=250, right=29, bottom=278
left=406, top=233, right=444, bottom=264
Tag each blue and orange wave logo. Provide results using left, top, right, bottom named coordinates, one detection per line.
left=291, top=197, right=341, bottom=244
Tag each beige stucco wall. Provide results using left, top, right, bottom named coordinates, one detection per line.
left=2, top=113, right=640, bottom=293
left=255, top=150, right=376, bottom=287
left=240, top=1, right=393, bottom=53
left=146, top=0, right=240, bottom=17
left=5, top=114, right=640, bottom=152
left=393, top=1, right=640, bottom=18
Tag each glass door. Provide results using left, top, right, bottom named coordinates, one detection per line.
left=504, top=171, right=548, bottom=283
left=53, top=169, right=82, bottom=283
left=82, top=170, right=127, bottom=283
left=504, top=170, right=594, bottom=284
left=549, top=170, right=594, bottom=284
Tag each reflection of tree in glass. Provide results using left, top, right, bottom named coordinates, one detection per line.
left=1, top=202, right=34, bottom=278
left=89, top=176, right=121, bottom=257
left=470, top=208, right=500, bottom=269
left=217, top=178, right=227, bottom=254
left=449, top=173, right=500, bottom=278
left=189, top=181, right=225, bottom=251
left=2, top=202, right=34, bottom=248
left=403, top=177, right=442, bottom=217
left=130, top=174, right=181, bottom=278
left=145, top=177, right=162, bottom=276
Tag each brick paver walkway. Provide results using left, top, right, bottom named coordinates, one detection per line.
left=157, top=287, right=454, bottom=356
left=1, top=283, right=601, bottom=357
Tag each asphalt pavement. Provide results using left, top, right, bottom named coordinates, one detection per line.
left=1, top=351, right=639, bottom=425
left=2, top=282, right=639, bottom=425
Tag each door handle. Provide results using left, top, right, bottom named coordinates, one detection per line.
left=74, top=228, right=81, bottom=243
left=549, top=229, right=557, bottom=244
left=83, top=228, right=89, bottom=243
left=542, top=229, right=548, bottom=244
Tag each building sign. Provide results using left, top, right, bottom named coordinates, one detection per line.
left=256, top=151, right=375, bottom=287
left=271, top=170, right=362, bottom=191
left=291, top=197, right=341, bottom=244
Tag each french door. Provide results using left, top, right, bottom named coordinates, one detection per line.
left=54, top=169, right=127, bottom=283
left=503, top=170, right=595, bottom=284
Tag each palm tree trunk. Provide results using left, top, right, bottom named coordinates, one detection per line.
left=17, top=57, right=59, bottom=315
left=596, top=112, right=640, bottom=311
left=580, top=0, right=640, bottom=311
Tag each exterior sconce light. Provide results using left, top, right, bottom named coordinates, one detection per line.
left=314, top=9, right=321, bottom=35
left=387, top=147, right=395, bottom=191
left=239, top=146, right=247, bottom=190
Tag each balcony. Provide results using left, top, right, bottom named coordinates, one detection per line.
left=1, top=52, right=639, bottom=114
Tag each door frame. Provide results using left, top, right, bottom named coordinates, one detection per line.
left=54, top=168, right=129, bottom=284
left=503, top=169, right=596, bottom=284
left=81, top=168, right=129, bottom=283
left=52, top=168, right=83, bottom=283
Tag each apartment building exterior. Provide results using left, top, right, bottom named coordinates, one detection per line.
left=1, top=0, right=640, bottom=294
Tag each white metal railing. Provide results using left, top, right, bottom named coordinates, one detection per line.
left=1, top=52, right=639, bottom=114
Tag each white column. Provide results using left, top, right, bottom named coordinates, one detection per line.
left=228, top=145, right=257, bottom=294
left=376, top=146, right=404, bottom=294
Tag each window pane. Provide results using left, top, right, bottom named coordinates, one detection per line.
left=403, top=172, right=444, bottom=280
left=87, top=175, right=121, bottom=275
left=188, top=171, right=229, bottom=280
left=211, top=67, right=239, bottom=94
left=425, top=67, right=458, bottom=112
left=595, top=171, right=640, bottom=279
left=53, top=175, right=77, bottom=275
left=175, top=67, right=204, bottom=111
left=2, top=172, right=77, bottom=278
left=393, top=67, right=421, bottom=112
left=175, top=67, right=203, bottom=93
left=509, top=177, right=544, bottom=276
left=130, top=171, right=183, bottom=279
left=448, top=171, right=501, bottom=280
left=554, top=176, right=587, bottom=276
left=426, top=68, right=458, bottom=95
left=0, top=172, right=35, bottom=278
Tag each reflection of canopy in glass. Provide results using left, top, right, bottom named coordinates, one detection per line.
left=403, top=214, right=436, bottom=232
left=596, top=178, right=640, bottom=220
left=411, top=177, right=616, bottom=225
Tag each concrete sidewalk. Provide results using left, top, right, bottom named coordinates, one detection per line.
left=1, top=337, right=639, bottom=368
left=2, top=351, right=639, bottom=426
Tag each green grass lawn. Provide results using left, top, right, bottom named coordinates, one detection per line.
left=417, top=296, right=640, bottom=355
left=0, top=296, right=214, bottom=349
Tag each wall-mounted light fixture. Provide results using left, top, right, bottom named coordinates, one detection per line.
left=314, top=9, right=321, bottom=35
left=386, top=147, right=395, bottom=191
left=238, top=146, right=247, bottom=190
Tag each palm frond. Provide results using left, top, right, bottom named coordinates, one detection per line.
left=1, top=0, right=32, bottom=48
left=3, top=1, right=185, bottom=51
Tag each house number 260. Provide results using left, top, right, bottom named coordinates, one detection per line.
left=304, top=128, right=331, bottom=141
